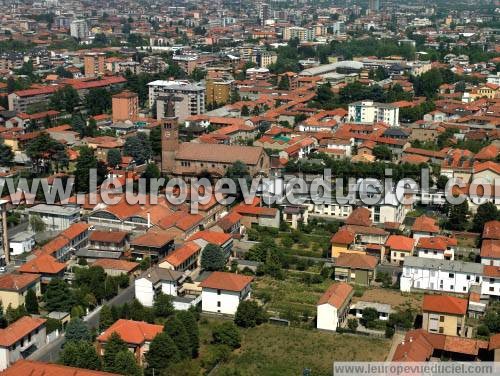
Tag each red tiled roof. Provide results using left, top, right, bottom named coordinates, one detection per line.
left=188, top=230, right=232, bottom=246
left=330, top=227, right=355, bottom=245
left=0, top=273, right=40, bottom=291
left=484, top=265, right=500, bottom=278
left=199, top=271, right=253, bottom=292
left=385, top=235, right=415, bottom=252
left=335, top=253, right=378, bottom=270
left=92, top=259, right=139, bottom=272
left=412, top=215, right=439, bottom=233
left=0, top=316, right=46, bottom=347
left=317, top=282, right=353, bottom=308
left=417, top=236, right=448, bottom=251
left=18, top=254, right=66, bottom=275
left=162, top=242, right=201, bottom=268
left=60, top=222, right=89, bottom=241
left=473, top=161, right=500, bottom=175
left=481, top=239, right=500, bottom=259
left=422, top=294, right=468, bottom=315
left=489, top=333, right=500, bottom=350
left=131, top=230, right=175, bottom=248
left=89, top=230, right=128, bottom=243
left=1, top=360, right=120, bottom=376
left=41, top=236, right=70, bottom=256
left=483, top=221, right=500, bottom=240
left=97, top=319, right=163, bottom=345
left=345, top=207, right=372, bottom=227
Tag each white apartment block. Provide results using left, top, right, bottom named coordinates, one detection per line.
left=148, top=80, right=205, bottom=122
left=400, top=256, right=483, bottom=295
left=283, top=26, right=315, bottom=42
left=70, top=19, right=88, bottom=39
left=348, top=100, right=400, bottom=127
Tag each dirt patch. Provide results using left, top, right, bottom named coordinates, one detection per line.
left=352, top=287, right=423, bottom=311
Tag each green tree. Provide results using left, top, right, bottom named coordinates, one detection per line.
left=0, top=301, right=7, bottom=328
left=436, top=175, right=449, bottom=190
left=65, top=318, right=91, bottom=342
left=361, top=307, right=379, bottom=328
left=212, top=321, right=241, bottom=349
left=99, top=305, right=114, bottom=332
left=59, top=340, right=101, bottom=370
left=0, top=141, right=14, bottom=166
left=103, top=332, right=128, bottom=372
left=176, top=310, right=199, bottom=358
left=241, top=105, right=249, bottom=116
left=444, top=200, right=469, bottom=231
left=5, top=304, right=28, bottom=324
left=123, top=133, right=151, bottom=165
left=70, top=114, right=86, bottom=136
left=74, top=146, right=98, bottom=193
left=113, top=350, right=142, bottom=376
left=25, top=288, right=39, bottom=314
left=200, top=244, right=226, bottom=271
left=234, top=300, right=267, bottom=328
left=50, top=85, right=80, bottom=113
left=149, top=126, right=161, bottom=156
left=153, top=293, right=174, bottom=318
left=347, top=318, right=358, bottom=332
left=277, top=75, right=290, bottom=90
left=85, top=88, right=112, bottom=116
left=107, top=148, right=122, bottom=168
left=164, top=316, right=191, bottom=359
left=29, top=215, right=46, bottom=232
left=373, top=145, right=392, bottom=161
left=45, top=278, right=75, bottom=312
left=26, top=133, right=67, bottom=173
left=145, top=332, right=180, bottom=373
left=472, top=202, right=499, bottom=233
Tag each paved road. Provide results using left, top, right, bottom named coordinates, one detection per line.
left=29, top=284, right=135, bottom=362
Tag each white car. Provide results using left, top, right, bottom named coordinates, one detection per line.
left=0, top=266, right=6, bottom=273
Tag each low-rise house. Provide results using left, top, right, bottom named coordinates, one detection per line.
left=212, top=211, right=242, bottom=235
left=316, top=282, right=353, bottom=332
left=481, top=239, right=500, bottom=267
left=188, top=231, right=233, bottom=260
left=91, top=259, right=139, bottom=277
left=18, top=254, right=66, bottom=285
left=350, top=301, right=394, bottom=321
left=97, top=319, right=163, bottom=365
left=27, top=204, right=80, bottom=231
left=232, top=198, right=280, bottom=228
left=385, top=235, right=415, bottom=266
left=2, top=360, right=120, bottom=375
left=8, top=231, right=35, bottom=256
left=0, top=273, right=41, bottom=309
left=59, top=222, right=90, bottom=251
left=330, top=227, right=356, bottom=258
left=332, top=253, right=378, bottom=286
left=422, top=294, right=467, bottom=336
left=80, top=230, right=129, bottom=261
left=130, top=231, right=175, bottom=260
left=39, top=236, right=71, bottom=262
left=416, top=236, right=456, bottom=261
left=159, top=241, right=201, bottom=272
left=482, top=265, right=500, bottom=297
left=200, top=271, right=253, bottom=315
left=0, top=316, right=47, bottom=371
left=412, top=215, right=440, bottom=241
left=400, top=256, right=483, bottom=294
left=134, top=267, right=184, bottom=307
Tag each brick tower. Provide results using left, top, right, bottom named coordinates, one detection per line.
left=161, top=95, right=179, bottom=174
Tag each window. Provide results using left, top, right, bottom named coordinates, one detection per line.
left=466, top=275, right=471, bottom=280
left=217, top=289, right=221, bottom=295
left=424, top=249, right=428, bottom=254
left=463, top=287, right=466, bottom=291
left=217, top=301, right=221, bottom=307
left=439, top=316, right=445, bottom=322
left=450, top=285, right=454, bottom=290
left=490, top=287, right=494, bottom=292
left=439, top=327, right=444, bottom=334
left=449, top=273, right=454, bottom=278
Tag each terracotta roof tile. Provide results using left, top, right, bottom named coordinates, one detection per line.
left=89, top=230, right=128, bottom=243
left=0, top=316, right=46, bottom=347
left=412, top=215, right=440, bottom=233
left=0, top=273, right=40, bottom=291
left=483, top=221, right=500, bottom=240
left=1, top=360, right=120, bottom=376
left=131, top=231, right=175, bottom=248
left=60, top=222, right=89, bottom=241
left=481, top=239, right=500, bottom=259
left=92, top=259, right=139, bottom=272
left=385, top=235, right=415, bottom=252
left=200, top=271, right=253, bottom=292
left=330, top=227, right=355, bottom=245
left=188, top=230, right=232, bottom=246
left=162, top=242, right=201, bottom=268
left=97, top=319, right=163, bottom=345
left=422, top=294, right=468, bottom=315
left=335, top=253, right=378, bottom=270
left=18, top=254, right=66, bottom=275
left=317, top=282, right=353, bottom=308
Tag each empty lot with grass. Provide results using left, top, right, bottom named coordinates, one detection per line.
left=214, top=323, right=391, bottom=376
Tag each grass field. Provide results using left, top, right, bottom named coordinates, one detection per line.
left=213, top=324, right=391, bottom=376
left=253, top=274, right=333, bottom=318
left=353, top=287, right=423, bottom=311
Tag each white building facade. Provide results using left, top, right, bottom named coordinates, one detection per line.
left=348, top=100, right=400, bottom=127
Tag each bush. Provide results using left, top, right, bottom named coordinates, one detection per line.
left=235, top=300, right=267, bottom=328
left=212, top=322, right=241, bottom=349
left=347, top=318, right=358, bottom=332
left=477, top=324, right=490, bottom=337
left=385, top=325, right=395, bottom=338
